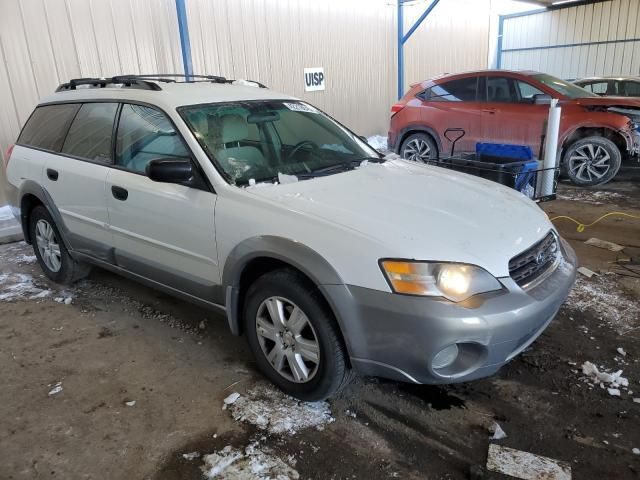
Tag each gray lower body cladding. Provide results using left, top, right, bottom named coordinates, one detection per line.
left=323, top=244, right=577, bottom=384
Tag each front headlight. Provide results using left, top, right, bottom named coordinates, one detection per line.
left=380, top=260, right=503, bottom=302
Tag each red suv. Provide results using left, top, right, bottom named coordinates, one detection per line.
left=389, top=70, right=640, bottom=186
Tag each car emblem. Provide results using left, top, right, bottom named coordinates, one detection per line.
left=535, top=251, right=546, bottom=265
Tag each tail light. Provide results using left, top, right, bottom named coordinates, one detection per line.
left=4, top=144, right=14, bottom=169
left=391, top=103, right=405, bottom=116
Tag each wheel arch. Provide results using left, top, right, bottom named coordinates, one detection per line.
left=18, top=181, right=71, bottom=250
left=395, top=125, right=442, bottom=156
left=221, top=236, right=352, bottom=354
left=561, top=126, right=629, bottom=161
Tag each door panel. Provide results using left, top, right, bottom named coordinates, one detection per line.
left=106, top=169, right=220, bottom=301
left=44, top=156, right=112, bottom=257
left=421, top=76, right=483, bottom=154
left=44, top=102, right=117, bottom=258
left=481, top=77, right=549, bottom=156
left=107, top=102, right=221, bottom=302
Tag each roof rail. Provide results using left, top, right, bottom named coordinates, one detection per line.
left=119, top=73, right=268, bottom=88
left=56, top=76, right=162, bottom=92
left=55, top=74, right=268, bottom=93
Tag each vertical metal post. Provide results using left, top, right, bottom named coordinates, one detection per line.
left=397, top=2, right=404, bottom=100
left=175, top=0, right=193, bottom=80
left=397, top=0, right=441, bottom=99
left=496, top=14, right=504, bottom=69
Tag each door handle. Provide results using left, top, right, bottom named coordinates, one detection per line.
left=111, top=185, right=128, bottom=201
left=46, top=168, right=59, bottom=181
left=481, top=108, right=497, bottom=114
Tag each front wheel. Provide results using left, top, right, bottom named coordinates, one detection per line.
left=400, top=133, right=438, bottom=163
left=243, top=269, right=353, bottom=401
left=562, top=136, right=622, bottom=186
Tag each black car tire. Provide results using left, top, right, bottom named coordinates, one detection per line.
left=243, top=268, right=353, bottom=401
left=29, top=205, right=91, bottom=285
left=562, top=136, right=622, bottom=187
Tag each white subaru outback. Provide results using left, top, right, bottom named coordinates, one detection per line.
left=5, top=75, right=576, bottom=400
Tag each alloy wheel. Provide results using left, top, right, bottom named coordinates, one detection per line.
left=403, top=138, right=432, bottom=162
left=568, top=143, right=611, bottom=183
left=35, top=219, right=62, bottom=272
left=255, top=296, right=320, bottom=383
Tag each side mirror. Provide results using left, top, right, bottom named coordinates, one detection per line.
left=146, top=158, right=194, bottom=184
left=533, top=94, right=553, bottom=105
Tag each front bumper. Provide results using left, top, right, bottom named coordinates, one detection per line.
left=322, top=241, right=577, bottom=384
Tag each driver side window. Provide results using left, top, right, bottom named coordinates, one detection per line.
left=116, top=104, right=190, bottom=174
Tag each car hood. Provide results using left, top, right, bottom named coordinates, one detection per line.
left=246, top=159, right=552, bottom=278
left=573, top=96, right=640, bottom=108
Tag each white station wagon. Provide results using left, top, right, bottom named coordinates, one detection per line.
left=5, top=75, right=576, bottom=400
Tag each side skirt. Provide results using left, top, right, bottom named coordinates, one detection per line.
left=75, top=253, right=227, bottom=314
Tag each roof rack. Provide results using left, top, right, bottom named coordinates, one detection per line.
left=55, top=74, right=268, bottom=93
left=56, top=77, right=162, bottom=92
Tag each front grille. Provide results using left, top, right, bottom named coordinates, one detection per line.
left=509, top=232, right=559, bottom=287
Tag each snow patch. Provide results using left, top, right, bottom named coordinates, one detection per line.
left=0, top=205, right=14, bottom=221
left=201, top=443, right=299, bottom=479
left=566, top=276, right=640, bottom=334
left=182, top=451, right=201, bottom=461
left=0, top=273, right=52, bottom=301
left=580, top=361, right=632, bottom=398
left=226, top=383, right=333, bottom=435
left=48, top=382, right=63, bottom=396
left=556, top=189, right=624, bottom=205
left=366, top=135, right=389, bottom=153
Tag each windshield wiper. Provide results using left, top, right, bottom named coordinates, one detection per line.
left=295, top=157, right=385, bottom=179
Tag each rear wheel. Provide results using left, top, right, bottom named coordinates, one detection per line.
left=563, top=136, right=621, bottom=186
left=243, top=269, right=353, bottom=401
left=29, top=206, right=91, bottom=285
left=400, top=133, right=438, bottom=163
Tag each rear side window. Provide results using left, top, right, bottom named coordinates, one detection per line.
left=61, top=103, right=118, bottom=163
left=623, top=81, right=640, bottom=96
left=428, top=77, right=478, bottom=102
left=582, top=81, right=609, bottom=95
left=116, top=104, right=190, bottom=174
left=18, top=104, right=80, bottom=151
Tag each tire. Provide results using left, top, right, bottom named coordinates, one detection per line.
left=562, top=136, right=622, bottom=187
left=400, top=132, right=438, bottom=163
left=243, top=268, right=353, bottom=401
left=29, top=206, right=91, bottom=285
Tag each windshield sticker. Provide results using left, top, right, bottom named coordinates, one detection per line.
left=283, top=102, right=318, bottom=114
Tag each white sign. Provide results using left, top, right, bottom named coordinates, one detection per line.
left=304, top=67, right=325, bottom=92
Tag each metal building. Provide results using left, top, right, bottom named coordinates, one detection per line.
left=498, top=0, right=640, bottom=79
left=0, top=0, right=506, bottom=204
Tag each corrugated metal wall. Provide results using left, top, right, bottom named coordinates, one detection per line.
left=500, top=0, right=640, bottom=79
left=186, top=0, right=397, bottom=138
left=403, top=0, right=491, bottom=88
left=0, top=0, right=184, bottom=204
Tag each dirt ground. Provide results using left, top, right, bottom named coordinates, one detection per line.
left=1, top=179, right=639, bottom=480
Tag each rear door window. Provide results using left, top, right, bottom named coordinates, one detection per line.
left=115, top=103, right=190, bottom=174
left=582, top=81, right=609, bottom=95
left=622, top=81, right=640, bottom=96
left=18, top=104, right=81, bottom=152
left=428, top=77, right=478, bottom=102
left=61, top=103, right=119, bottom=163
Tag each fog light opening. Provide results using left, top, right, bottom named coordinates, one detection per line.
left=432, top=344, right=459, bottom=370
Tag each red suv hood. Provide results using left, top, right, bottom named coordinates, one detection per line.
left=571, top=97, right=640, bottom=108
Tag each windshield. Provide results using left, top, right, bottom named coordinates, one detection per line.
left=531, top=73, right=598, bottom=99
left=180, top=100, right=380, bottom=186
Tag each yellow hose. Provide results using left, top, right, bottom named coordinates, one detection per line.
left=549, top=212, right=640, bottom=232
